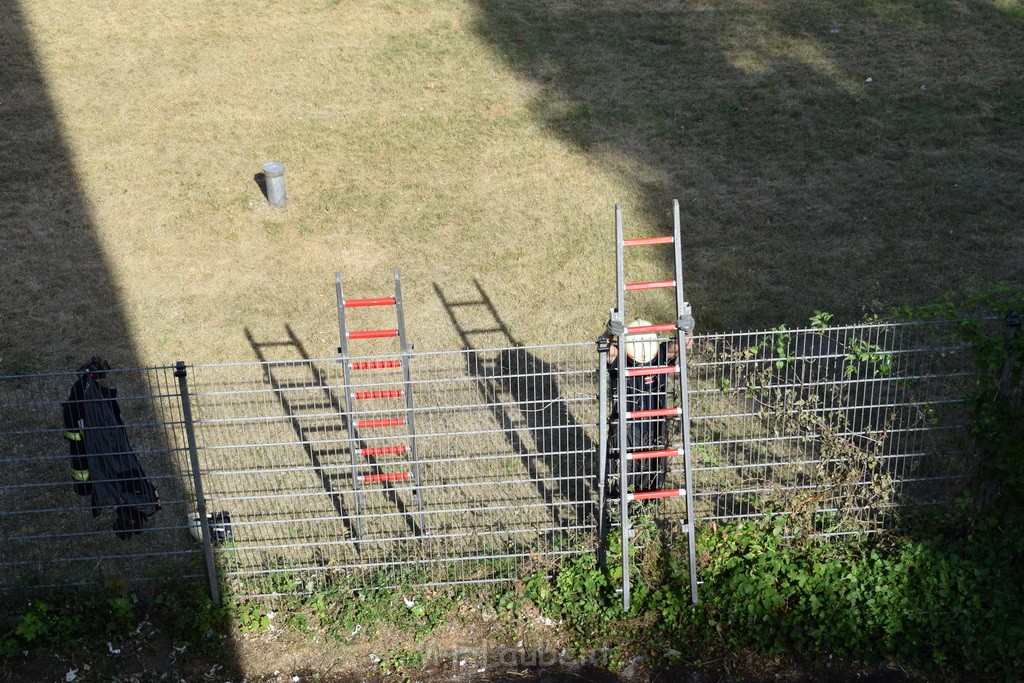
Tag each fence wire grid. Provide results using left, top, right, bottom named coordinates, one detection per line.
left=0, top=319, right=989, bottom=600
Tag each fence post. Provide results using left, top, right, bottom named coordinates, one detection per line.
left=175, top=361, right=221, bottom=605
left=998, top=310, right=1021, bottom=400
left=596, top=335, right=610, bottom=557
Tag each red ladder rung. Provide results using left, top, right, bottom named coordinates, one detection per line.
left=625, top=280, right=676, bottom=291
left=359, top=472, right=411, bottom=483
left=626, top=407, right=681, bottom=419
left=344, top=297, right=396, bottom=308
left=626, top=448, right=683, bottom=461
left=353, top=389, right=404, bottom=400
left=359, top=445, right=409, bottom=456
left=623, top=236, right=674, bottom=247
left=355, top=418, right=406, bottom=429
left=625, top=322, right=676, bottom=335
left=628, top=488, right=685, bottom=501
left=348, top=329, right=399, bottom=340
left=625, top=365, right=679, bottom=377
left=350, top=359, right=403, bottom=370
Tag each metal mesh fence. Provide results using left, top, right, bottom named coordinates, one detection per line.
left=680, top=321, right=981, bottom=536
left=0, top=319, right=992, bottom=599
left=0, top=366, right=202, bottom=593
left=185, top=343, right=600, bottom=597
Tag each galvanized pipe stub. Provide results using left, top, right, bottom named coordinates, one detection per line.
left=262, top=161, right=286, bottom=207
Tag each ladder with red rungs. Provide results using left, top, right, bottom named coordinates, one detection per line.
left=605, top=200, right=698, bottom=610
left=336, top=269, right=422, bottom=541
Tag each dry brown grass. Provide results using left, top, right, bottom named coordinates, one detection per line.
left=2, top=0, right=1022, bottom=373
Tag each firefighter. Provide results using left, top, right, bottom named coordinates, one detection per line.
left=61, top=356, right=160, bottom=539
left=604, top=318, right=693, bottom=493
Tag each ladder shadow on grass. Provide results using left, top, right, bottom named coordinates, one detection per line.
left=244, top=326, right=422, bottom=546
left=433, top=280, right=598, bottom=532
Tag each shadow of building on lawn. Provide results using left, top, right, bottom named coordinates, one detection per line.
left=469, top=0, right=1024, bottom=330
left=0, top=3, right=233, bottom=675
left=1, top=0, right=138, bottom=373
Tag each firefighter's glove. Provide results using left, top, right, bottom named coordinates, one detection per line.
left=606, top=319, right=625, bottom=337
left=677, top=314, right=696, bottom=334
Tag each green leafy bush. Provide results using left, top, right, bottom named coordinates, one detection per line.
left=681, top=519, right=1023, bottom=675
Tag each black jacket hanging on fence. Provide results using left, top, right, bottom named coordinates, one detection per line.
left=62, top=368, right=160, bottom=539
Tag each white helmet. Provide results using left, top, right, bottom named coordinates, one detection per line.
left=625, top=319, right=659, bottom=363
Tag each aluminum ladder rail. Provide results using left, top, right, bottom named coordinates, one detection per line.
left=336, top=269, right=423, bottom=540
left=609, top=200, right=698, bottom=610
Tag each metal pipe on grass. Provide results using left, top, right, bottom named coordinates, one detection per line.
left=263, top=161, right=286, bottom=208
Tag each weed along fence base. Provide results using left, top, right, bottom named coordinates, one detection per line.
left=0, top=319, right=988, bottom=603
